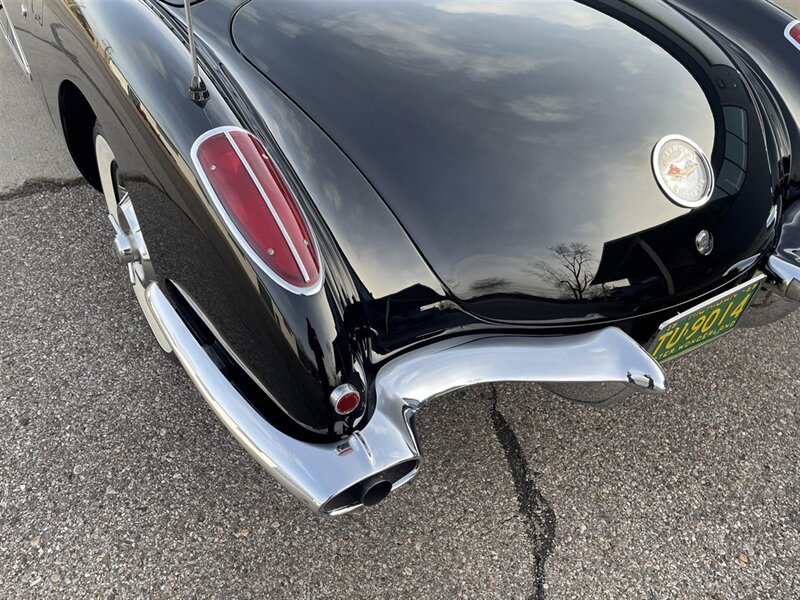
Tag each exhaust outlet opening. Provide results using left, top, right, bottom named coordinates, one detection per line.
left=321, top=459, right=419, bottom=515
left=360, top=478, right=393, bottom=506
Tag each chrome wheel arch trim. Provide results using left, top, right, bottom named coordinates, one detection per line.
left=0, top=5, right=32, bottom=79
left=95, top=132, right=171, bottom=352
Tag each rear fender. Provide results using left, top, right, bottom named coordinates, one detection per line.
left=30, top=0, right=388, bottom=439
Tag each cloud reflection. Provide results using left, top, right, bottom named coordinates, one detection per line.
left=322, top=12, right=544, bottom=79
left=430, top=0, right=615, bottom=30
left=506, top=95, right=577, bottom=123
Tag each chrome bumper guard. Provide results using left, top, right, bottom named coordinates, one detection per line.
left=740, top=196, right=800, bottom=328
left=144, top=283, right=665, bottom=515
left=765, top=254, right=800, bottom=302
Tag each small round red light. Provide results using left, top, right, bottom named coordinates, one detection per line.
left=334, top=392, right=360, bottom=415
left=330, top=385, right=361, bottom=416
left=791, top=22, right=800, bottom=44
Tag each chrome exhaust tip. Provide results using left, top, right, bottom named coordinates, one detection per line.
left=320, top=459, right=419, bottom=516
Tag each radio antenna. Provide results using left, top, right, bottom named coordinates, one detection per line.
left=183, top=0, right=209, bottom=102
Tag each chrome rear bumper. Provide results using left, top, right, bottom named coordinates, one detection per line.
left=144, top=282, right=665, bottom=515
left=143, top=211, right=799, bottom=514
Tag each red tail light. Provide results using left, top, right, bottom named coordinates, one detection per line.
left=787, top=20, right=800, bottom=51
left=330, top=384, right=361, bottom=416
left=192, top=127, right=321, bottom=293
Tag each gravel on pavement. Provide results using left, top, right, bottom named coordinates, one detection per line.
left=1, top=2, right=799, bottom=598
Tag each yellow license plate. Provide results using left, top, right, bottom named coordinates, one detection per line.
left=649, top=275, right=765, bottom=362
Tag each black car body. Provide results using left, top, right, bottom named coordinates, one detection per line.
left=2, top=0, right=798, bottom=514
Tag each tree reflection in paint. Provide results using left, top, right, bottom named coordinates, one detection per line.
left=531, top=242, right=597, bottom=300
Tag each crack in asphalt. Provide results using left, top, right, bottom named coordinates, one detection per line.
left=490, top=386, right=556, bottom=600
left=0, top=177, right=86, bottom=202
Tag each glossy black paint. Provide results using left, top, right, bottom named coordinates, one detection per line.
left=231, top=0, right=786, bottom=325
left=6, top=0, right=454, bottom=439
left=6, top=0, right=798, bottom=438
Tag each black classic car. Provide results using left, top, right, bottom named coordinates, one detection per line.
left=2, top=0, right=798, bottom=515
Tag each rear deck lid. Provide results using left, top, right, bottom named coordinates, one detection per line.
left=232, top=0, right=774, bottom=324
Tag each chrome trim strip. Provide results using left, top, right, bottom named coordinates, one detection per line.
left=190, top=126, right=324, bottom=296
left=785, top=19, right=800, bottom=52
left=0, top=6, right=32, bottom=79
left=145, top=278, right=666, bottom=514
left=223, top=130, right=311, bottom=283
left=724, top=254, right=760, bottom=277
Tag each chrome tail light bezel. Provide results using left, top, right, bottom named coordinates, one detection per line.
left=190, top=126, right=325, bottom=296
left=785, top=19, right=800, bottom=51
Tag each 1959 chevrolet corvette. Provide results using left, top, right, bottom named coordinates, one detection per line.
left=2, top=0, right=798, bottom=514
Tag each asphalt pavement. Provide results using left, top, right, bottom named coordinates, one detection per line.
left=0, top=44, right=79, bottom=193
left=2, top=3, right=799, bottom=599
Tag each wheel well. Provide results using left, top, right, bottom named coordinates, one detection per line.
left=58, top=81, right=101, bottom=191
